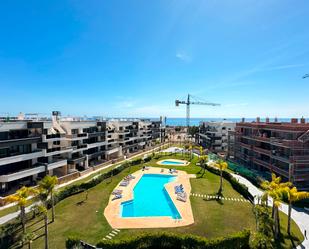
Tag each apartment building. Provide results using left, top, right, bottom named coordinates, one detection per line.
left=0, top=112, right=165, bottom=195
left=232, top=117, right=309, bottom=190
left=198, top=121, right=235, bottom=153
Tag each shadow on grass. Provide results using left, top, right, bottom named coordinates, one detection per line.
left=274, top=231, right=302, bottom=249
left=31, top=224, right=45, bottom=234
left=26, top=218, right=44, bottom=228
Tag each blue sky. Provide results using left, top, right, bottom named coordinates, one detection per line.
left=0, top=0, right=309, bottom=118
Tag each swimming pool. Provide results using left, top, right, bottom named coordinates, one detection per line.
left=160, top=160, right=186, bottom=165
left=121, top=174, right=181, bottom=219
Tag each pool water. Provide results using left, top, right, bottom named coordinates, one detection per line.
left=121, top=174, right=181, bottom=219
left=160, top=160, right=186, bottom=165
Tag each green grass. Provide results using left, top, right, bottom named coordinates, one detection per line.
left=3, top=152, right=304, bottom=249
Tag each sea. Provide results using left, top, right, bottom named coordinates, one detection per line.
left=157, top=117, right=308, bottom=127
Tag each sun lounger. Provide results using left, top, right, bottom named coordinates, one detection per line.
left=177, top=192, right=187, bottom=199
left=161, top=169, right=164, bottom=173
left=112, top=194, right=122, bottom=201
left=174, top=186, right=184, bottom=194
left=128, top=174, right=136, bottom=179
left=177, top=195, right=187, bottom=202
left=120, top=181, right=129, bottom=187
left=112, top=189, right=123, bottom=195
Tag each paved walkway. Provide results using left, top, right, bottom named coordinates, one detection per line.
left=232, top=173, right=309, bottom=249
left=103, top=228, right=121, bottom=240
left=190, top=192, right=250, bottom=203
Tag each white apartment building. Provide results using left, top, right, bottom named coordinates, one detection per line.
left=198, top=121, right=235, bottom=152
left=0, top=112, right=165, bottom=195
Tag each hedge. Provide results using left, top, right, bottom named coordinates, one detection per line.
left=91, top=230, right=250, bottom=249
left=203, top=163, right=254, bottom=201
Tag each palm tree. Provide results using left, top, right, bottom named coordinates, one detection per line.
left=213, top=159, right=228, bottom=194
left=261, top=174, right=291, bottom=238
left=283, top=186, right=309, bottom=234
left=38, top=175, right=58, bottom=222
left=198, top=155, right=208, bottom=176
left=4, top=186, right=37, bottom=233
left=37, top=204, right=49, bottom=249
left=189, top=144, right=193, bottom=161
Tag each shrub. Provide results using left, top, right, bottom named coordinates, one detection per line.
left=66, top=236, right=81, bottom=249
left=95, top=230, right=250, bottom=249
left=48, top=162, right=131, bottom=208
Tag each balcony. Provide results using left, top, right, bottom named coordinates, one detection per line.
left=0, top=150, right=44, bottom=166
left=88, top=131, right=106, bottom=138
left=66, top=133, right=88, bottom=141
left=290, top=155, right=309, bottom=162
left=47, top=159, right=67, bottom=170
left=253, top=146, right=271, bottom=156
left=42, top=134, right=66, bottom=142
left=239, top=142, right=252, bottom=150
left=72, top=144, right=88, bottom=152
left=0, top=165, right=45, bottom=182
left=270, top=138, right=303, bottom=148
left=88, top=151, right=105, bottom=160
left=253, top=158, right=271, bottom=169
left=68, top=155, right=87, bottom=164
left=0, top=136, right=41, bottom=148
left=252, top=136, right=270, bottom=143
left=87, top=141, right=107, bottom=149
left=271, top=164, right=289, bottom=178
left=106, top=147, right=119, bottom=155
left=271, top=154, right=290, bottom=164
left=43, top=147, right=73, bottom=156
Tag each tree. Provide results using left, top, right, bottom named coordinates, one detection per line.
left=4, top=186, right=37, bottom=234
left=283, top=186, right=309, bottom=234
left=38, top=175, right=58, bottom=223
left=198, top=146, right=208, bottom=176
left=252, top=201, right=275, bottom=248
left=261, top=174, right=291, bottom=238
left=38, top=204, right=49, bottom=249
left=213, top=159, right=228, bottom=194
left=21, top=232, right=36, bottom=249
left=189, top=144, right=193, bottom=161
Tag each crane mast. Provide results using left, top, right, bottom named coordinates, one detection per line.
left=175, top=94, right=220, bottom=131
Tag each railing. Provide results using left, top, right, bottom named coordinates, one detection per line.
left=66, top=133, right=88, bottom=139
left=253, top=146, right=271, bottom=156
left=253, top=158, right=271, bottom=169
left=0, top=150, right=44, bottom=166
left=271, top=164, right=289, bottom=177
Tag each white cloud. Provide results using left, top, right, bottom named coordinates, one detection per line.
left=176, top=51, right=191, bottom=62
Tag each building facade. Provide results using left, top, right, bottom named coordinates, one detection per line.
left=0, top=112, right=165, bottom=195
left=198, top=121, right=235, bottom=153
left=232, top=117, right=309, bottom=190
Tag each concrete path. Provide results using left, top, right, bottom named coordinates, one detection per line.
left=232, top=173, right=309, bottom=249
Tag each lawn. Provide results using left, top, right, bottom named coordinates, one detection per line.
left=3, top=152, right=304, bottom=249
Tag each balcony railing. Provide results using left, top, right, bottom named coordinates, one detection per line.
left=253, top=158, right=271, bottom=169
left=253, top=146, right=271, bottom=156
left=66, top=133, right=88, bottom=140
left=0, top=150, right=44, bottom=166
left=0, top=165, right=46, bottom=182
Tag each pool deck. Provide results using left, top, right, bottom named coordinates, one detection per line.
left=157, top=159, right=190, bottom=166
left=104, top=167, right=195, bottom=229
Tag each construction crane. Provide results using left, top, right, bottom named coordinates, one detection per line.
left=175, top=94, right=220, bottom=130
